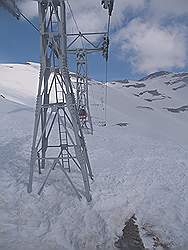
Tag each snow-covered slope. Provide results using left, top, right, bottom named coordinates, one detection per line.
left=91, top=71, right=188, bottom=145
left=0, top=62, right=38, bottom=106
left=0, top=63, right=188, bottom=250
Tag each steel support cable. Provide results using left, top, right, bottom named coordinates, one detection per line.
left=19, top=11, right=59, bottom=86
left=19, top=11, right=55, bottom=58
left=19, top=12, right=39, bottom=32
left=104, top=14, right=112, bottom=125
left=102, top=0, right=115, bottom=125
left=66, top=0, right=85, bottom=50
left=104, top=59, right=108, bottom=125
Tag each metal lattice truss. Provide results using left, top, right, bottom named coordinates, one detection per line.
left=67, top=32, right=109, bottom=59
left=67, top=31, right=109, bottom=134
left=76, top=51, right=93, bottom=134
left=28, top=0, right=93, bottom=202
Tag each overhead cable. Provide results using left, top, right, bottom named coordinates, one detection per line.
left=19, top=12, right=39, bottom=32
left=66, top=0, right=85, bottom=49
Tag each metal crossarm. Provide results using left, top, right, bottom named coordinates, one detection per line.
left=67, top=32, right=108, bottom=54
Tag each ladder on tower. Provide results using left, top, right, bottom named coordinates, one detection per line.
left=55, top=79, right=71, bottom=172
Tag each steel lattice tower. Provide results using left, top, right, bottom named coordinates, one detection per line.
left=76, top=50, right=93, bottom=134
left=28, top=0, right=93, bottom=202
left=67, top=32, right=110, bottom=132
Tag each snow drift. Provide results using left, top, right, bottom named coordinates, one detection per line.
left=0, top=62, right=188, bottom=249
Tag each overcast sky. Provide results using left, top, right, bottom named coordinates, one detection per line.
left=0, top=0, right=188, bottom=80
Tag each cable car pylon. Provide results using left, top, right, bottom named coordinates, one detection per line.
left=28, top=0, right=93, bottom=202
left=67, top=0, right=114, bottom=131
left=76, top=50, right=93, bottom=134
left=1, top=0, right=114, bottom=202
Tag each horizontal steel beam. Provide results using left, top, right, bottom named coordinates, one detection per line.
left=67, top=32, right=107, bottom=36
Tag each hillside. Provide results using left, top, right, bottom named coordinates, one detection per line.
left=0, top=63, right=188, bottom=250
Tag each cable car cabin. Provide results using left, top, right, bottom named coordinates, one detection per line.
left=79, top=108, right=87, bottom=125
left=79, top=108, right=87, bottom=119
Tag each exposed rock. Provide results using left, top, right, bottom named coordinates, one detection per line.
left=114, top=215, right=145, bottom=250
left=165, top=105, right=188, bottom=113
left=124, top=83, right=146, bottom=88
left=136, top=106, right=153, bottom=111
left=116, top=122, right=128, bottom=127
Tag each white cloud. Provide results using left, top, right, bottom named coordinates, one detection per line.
left=17, top=0, right=146, bottom=30
left=68, top=0, right=146, bottom=30
left=17, top=0, right=188, bottom=74
left=113, top=19, right=187, bottom=73
left=18, top=0, right=188, bottom=23
left=18, top=1, right=38, bottom=18
left=149, top=0, right=188, bottom=18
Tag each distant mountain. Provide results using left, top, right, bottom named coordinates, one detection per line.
left=139, top=71, right=171, bottom=81
left=112, top=70, right=188, bottom=116
left=112, top=79, right=129, bottom=84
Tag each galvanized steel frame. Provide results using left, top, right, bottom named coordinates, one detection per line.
left=28, top=0, right=93, bottom=202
